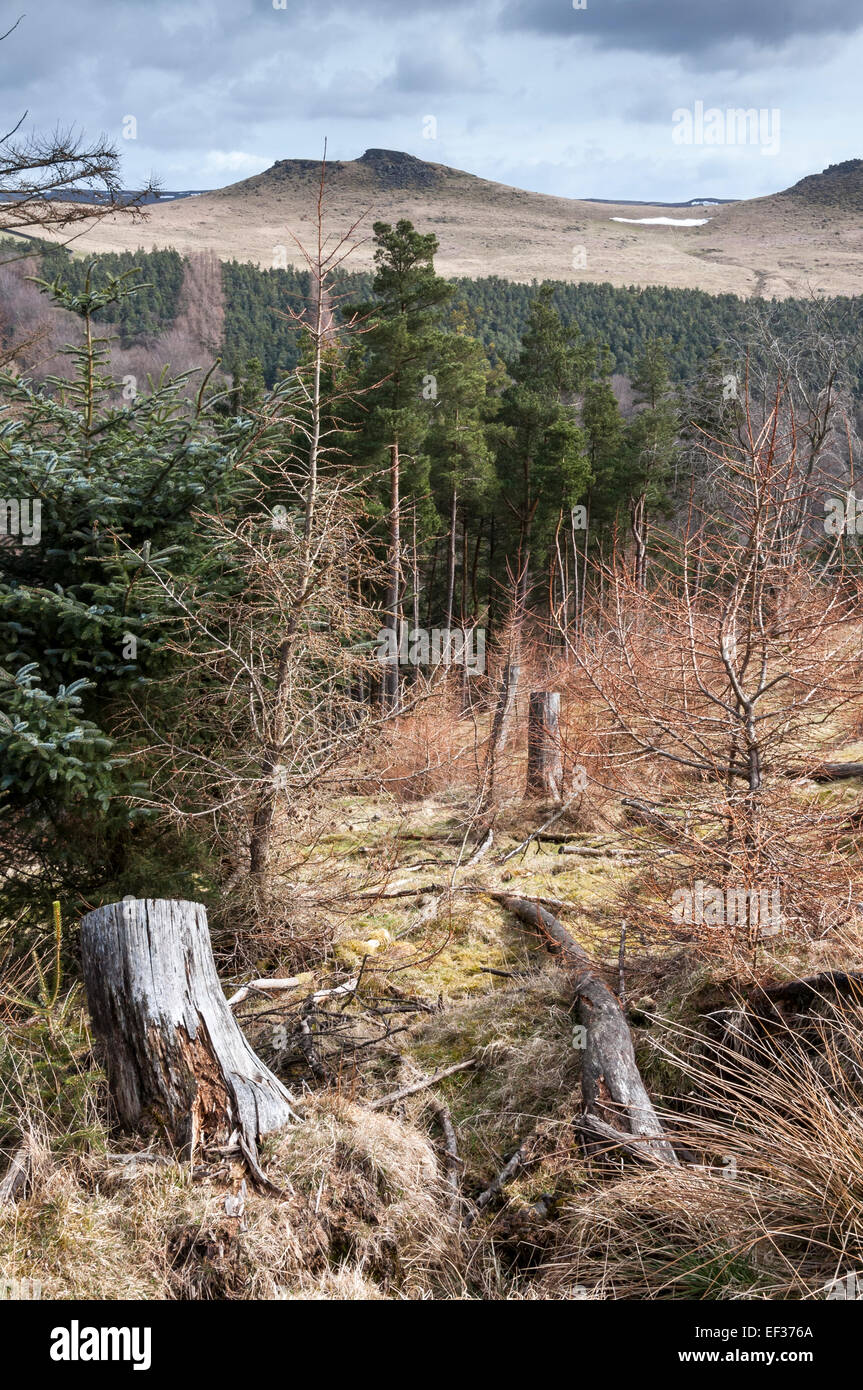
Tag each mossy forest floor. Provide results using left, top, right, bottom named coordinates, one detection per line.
left=4, top=779, right=863, bottom=1301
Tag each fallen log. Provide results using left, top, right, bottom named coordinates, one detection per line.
left=464, top=827, right=494, bottom=868
left=620, top=796, right=683, bottom=834
left=497, top=792, right=582, bottom=865
left=297, top=1016, right=328, bottom=1082
left=402, top=890, right=448, bottom=936
left=431, top=1098, right=463, bottom=1225
left=490, top=892, right=677, bottom=1165
left=537, top=833, right=617, bottom=845
left=554, top=844, right=639, bottom=863
left=387, top=1059, right=466, bottom=1224
left=349, top=880, right=445, bottom=901
left=102, top=1151, right=173, bottom=1168
left=80, top=898, right=300, bottom=1155
left=574, top=1113, right=670, bottom=1166
left=786, top=761, right=863, bottom=782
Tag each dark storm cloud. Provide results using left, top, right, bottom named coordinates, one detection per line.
left=2, top=0, right=862, bottom=201
left=391, top=47, right=490, bottom=94
left=501, top=0, right=863, bottom=60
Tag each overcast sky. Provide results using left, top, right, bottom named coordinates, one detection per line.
left=4, top=0, right=863, bottom=201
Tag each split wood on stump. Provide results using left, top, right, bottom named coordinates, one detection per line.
left=526, top=691, right=563, bottom=800
left=492, top=892, right=677, bottom=1165
left=80, top=898, right=299, bottom=1154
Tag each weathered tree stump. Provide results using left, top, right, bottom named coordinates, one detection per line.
left=526, top=690, right=563, bottom=800
left=80, top=898, right=298, bottom=1153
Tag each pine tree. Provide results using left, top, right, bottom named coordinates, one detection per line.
left=425, top=307, right=499, bottom=632
left=493, top=285, right=591, bottom=607
left=625, top=338, right=679, bottom=589
left=0, top=264, right=243, bottom=905
left=346, top=221, right=453, bottom=705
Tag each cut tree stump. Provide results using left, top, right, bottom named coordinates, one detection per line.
left=492, top=892, right=677, bottom=1165
left=80, top=898, right=299, bottom=1154
left=526, top=691, right=563, bottom=800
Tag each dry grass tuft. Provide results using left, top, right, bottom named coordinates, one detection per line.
left=537, top=991, right=863, bottom=1300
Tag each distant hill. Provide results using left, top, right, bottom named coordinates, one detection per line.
left=777, top=159, right=863, bottom=213
left=29, top=152, right=863, bottom=299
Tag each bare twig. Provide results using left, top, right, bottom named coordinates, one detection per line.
left=368, top=1058, right=477, bottom=1110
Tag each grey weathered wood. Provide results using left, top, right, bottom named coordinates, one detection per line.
left=0, top=1136, right=33, bottom=1205
left=369, top=1058, right=477, bottom=1110
left=526, top=690, right=563, bottom=799
left=492, top=892, right=677, bottom=1165
left=80, top=898, right=299, bottom=1152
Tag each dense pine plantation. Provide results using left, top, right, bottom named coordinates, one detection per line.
left=15, top=234, right=863, bottom=388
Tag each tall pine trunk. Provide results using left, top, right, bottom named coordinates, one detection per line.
left=383, top=440, right=401, bottom=709
left=444, top=485, right=457, bottom=635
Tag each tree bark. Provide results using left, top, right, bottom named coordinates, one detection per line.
left=80, top=898, right=299, bottom=1153
left=630, top=493, right=648, bottom=592
left=491, top=659, right=519, bottom=754
left=383, top=440, right=401, bottom=710
left=444, top=486, right=457, bottom=636
left=526, top=690, right=563, bottom=800
left=480, top=657, right=520, bottom=814
left=492, top=893, right=677, bottom=1164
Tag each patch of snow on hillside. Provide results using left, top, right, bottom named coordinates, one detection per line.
left=610, top=216, right=711, bottom=227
